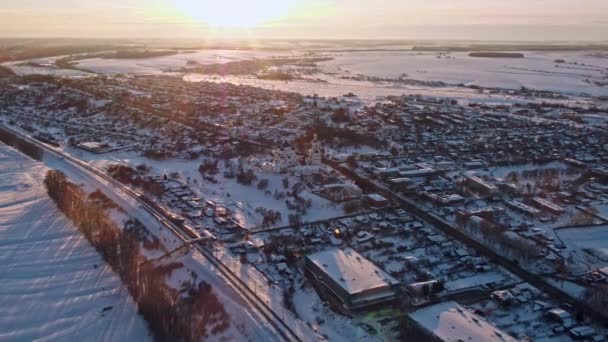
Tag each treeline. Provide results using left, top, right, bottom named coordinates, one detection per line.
left=183, top=57, right=333, bottom=76
left=44, top=170, right=230, bottom=341
left=0, top=44, right=118, bottom=63
left=469, top=52, right=524, bottom=58
left=0, top=126, right=42, bottom=161
left=312, top=122, right=383, bottom=149
left=106, top=163, right=165, bottom=197
left=412, top=44, right=608, bottom=52
left=105, top=49, right=178, bottom=59
left=583, top=285, right=608, bottom=319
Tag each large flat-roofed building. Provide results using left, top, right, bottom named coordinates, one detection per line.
left=531, top=197, right=565, bottom=215
left=304, top=248, right=400, bottom=310
left=404, top=301, right=516, bottom=342
left=465, top=175, right=498, bottom=195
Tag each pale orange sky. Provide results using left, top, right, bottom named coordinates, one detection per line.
left=1, top=0, right=607, bottom=41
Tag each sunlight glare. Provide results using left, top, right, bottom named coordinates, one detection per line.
left=172, top=0, right=300, bottom=28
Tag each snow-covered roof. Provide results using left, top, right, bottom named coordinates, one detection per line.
left=306, top=248, right=399, bottom=295
left=367, top=193, right=387, bottom=202
left=79, top=141, right=104, bottom=149
left=398, top=168, right=436, bottom=177
left=532, top=197, right=565, bottom=213
left=409, top=301, right=516, bottom=342
left=465, top=175, right=498, bottom=191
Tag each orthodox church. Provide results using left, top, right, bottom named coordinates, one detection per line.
left=263, top=136, right=325, bottom=173
left=272, top=140, right=299, bottom=168
left=306, top=134, right=324, bottom=165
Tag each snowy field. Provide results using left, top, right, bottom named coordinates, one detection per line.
left=0, top=142, right=285, bottom=341
left=67, top=148, right=348, bottom=229
left=3, top=61, right=92, bottom=77
left=557, top=225, right=608, bottom=263
left=2, top=55, right=94, bottom=77
left=184, top=73, right=496, bottom=103
left=319, top=51, right=608, bottom=96
left=0, top=144, right=151, bottom=341
left=74, top=49, right=296, bottom=75
left=5, top=49, right=607, bottom=102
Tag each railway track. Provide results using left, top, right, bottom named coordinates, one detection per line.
left=0, top=124, right=303, bottom=342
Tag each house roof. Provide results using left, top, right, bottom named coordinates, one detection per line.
left=306, top=248, right=399, bottom=296
left=409, top=301, right=516, bottom=342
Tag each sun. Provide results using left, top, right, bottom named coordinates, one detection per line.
left=171, top=0, right=300, bottom=28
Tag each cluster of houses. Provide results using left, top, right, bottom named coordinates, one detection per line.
left=2, top=72, right=607, bottom=341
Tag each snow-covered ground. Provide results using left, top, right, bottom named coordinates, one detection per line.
left=35, top=147, right=288, bottom=341
left=5, top=49, right=607, bottom=103
left=0, top=141, right=288, bottom=341
left=184, top=73, right=515, bottom=103
left=73, top=49, right=296, bottom=75
left=320, top=51, right=608, bottom=96
left=183, top=50, right=608, bottom=100
left=557, top=225, right=608, bottom=264
left=0, top=144, right=151, bottom=341
left=2, top=61, right=93, bottom=77
left=66, top=148, right=348, bottom=229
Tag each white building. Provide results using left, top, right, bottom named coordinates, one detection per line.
left=405, top=301, right=516, bottom=342
left=306, top=134, right=324, bottom=165
left=272, top=140, right=299, bottom=169
left=304, top=248, right=400, bottom=310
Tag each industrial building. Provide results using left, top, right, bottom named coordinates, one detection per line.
left=404, top=301, right=516, bottom=342
left=304, top=248, right=400, bottom=310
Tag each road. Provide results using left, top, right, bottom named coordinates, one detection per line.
left=0, top=124, right=304, bottom=342
left=323, top=158, right=608, bottom=323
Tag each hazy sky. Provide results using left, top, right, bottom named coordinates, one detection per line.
left=1, top=0, right=607, bottom=41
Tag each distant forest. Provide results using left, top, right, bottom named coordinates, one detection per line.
left=413, top=44, right=608, bottom=52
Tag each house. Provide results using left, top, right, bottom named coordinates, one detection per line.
left=569, top=326, right=598, bottom=340
left=465, top=175, right=498, bottom=196
left=406, top=280, right=442, bottom=297
left=425, top=192, right=465, bottom=206
left=317, top=183, right=362, bottom=202
left=76, top=141, right=108, bottom=153
left=366, top=193, right=389, bottom=208
left=547, top=308, right=575, bottom=328
left=506, top=200, right=541, bottom=217
left=531, top=197, right=565, bottom=215
left=398, top=168, right=437, bottom=178
left=389, top=177, right=414, bottom=192
left=499, top=182, right=524, bottom=195
left=304, top=248, right=400, bottom=310
left=404, top=301, right=516, bottom=342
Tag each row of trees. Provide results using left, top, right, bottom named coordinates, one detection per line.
left=457, top=216, right=541, bottom=263
left=583, top=285, right=608, bottom=319
left=106, top=163, right=165, bottom=197
left=44, top=170, right=230, bottom=341
left=0, top=127, right=42, bottom=161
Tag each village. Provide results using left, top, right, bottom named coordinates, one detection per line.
left=1, top=72, right=608, bottom=341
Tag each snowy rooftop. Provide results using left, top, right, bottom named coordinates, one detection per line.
left=306, top=248, right=399, bottom=295
left=409, top=301, right=516, bottom=342
left=367, top=193, right=387, bottom=202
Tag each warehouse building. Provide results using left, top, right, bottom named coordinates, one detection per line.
left=304, top=248, right=400, bottom=310
left=404, top=301, right=516, bottom=342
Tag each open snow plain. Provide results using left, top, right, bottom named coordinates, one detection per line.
left=320, top=51, right=608, bottom=96
left=0, top=144, right=151, bottom=342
